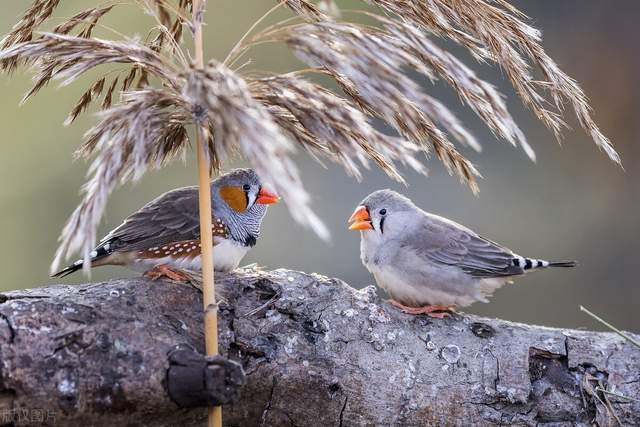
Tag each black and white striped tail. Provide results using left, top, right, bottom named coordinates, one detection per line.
left=51, top=245, right=111, bottom=278
left=512, top=256, right=576, bottom=271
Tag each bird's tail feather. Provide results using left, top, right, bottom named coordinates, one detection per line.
left=51, top=245, right=112, bottom=278
left=514, top=257, right=577, bottom=270
left=51, top=260, right=84, bottom=278
left=547, top=260, right=577, bottom=268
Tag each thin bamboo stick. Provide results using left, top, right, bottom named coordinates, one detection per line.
left=192, top=0, right=222, bottom=426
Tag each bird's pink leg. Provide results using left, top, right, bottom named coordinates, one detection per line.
left=144, top=264, right=189, bottom=282
left=388, top=299, right=456, bottom=318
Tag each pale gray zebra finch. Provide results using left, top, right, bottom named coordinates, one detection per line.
left=348, top=190, right=575, bottom=318
left=53, top=168, right=279, bottom=280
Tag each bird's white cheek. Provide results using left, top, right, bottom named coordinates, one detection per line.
left=247, top=192, right=257, bottom=208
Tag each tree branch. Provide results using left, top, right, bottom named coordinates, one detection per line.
left=0, top=269, right=638, bottom=426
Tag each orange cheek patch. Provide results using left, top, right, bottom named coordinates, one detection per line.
left=219, top=186, right=247, bottom=212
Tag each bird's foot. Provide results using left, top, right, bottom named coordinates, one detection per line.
left=388, top=300, right=456, bottom=318
left=144, top=264, right=189, bottom=282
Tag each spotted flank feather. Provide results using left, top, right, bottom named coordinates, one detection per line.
left=137, top=240, right=203, bottom=259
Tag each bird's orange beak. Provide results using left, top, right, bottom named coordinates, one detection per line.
left=348, top=205, right=373, bottom=231
left=256, top=187, right=280, bottom=204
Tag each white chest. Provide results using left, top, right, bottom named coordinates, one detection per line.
left=367, top=263, right=423, bottom=304
left=211, top=239, right=250, bottom=272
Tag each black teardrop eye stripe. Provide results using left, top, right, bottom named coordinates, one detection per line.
left=244, top=186, right=250, bottom=207
left=380, top=216, right=385, bottom=234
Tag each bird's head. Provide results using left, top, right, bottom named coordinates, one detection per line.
left=348, top=189, right=416, bottom=236
left=212, top=168, right=279, bottom=245
left=214, top=168, right=279, bottom=213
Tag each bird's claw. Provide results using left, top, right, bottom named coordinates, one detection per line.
left=388, top=299, right=456, bottom=318
left=144, top=264, right=189, bottom=282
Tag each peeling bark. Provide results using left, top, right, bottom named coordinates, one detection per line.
left=0, top=268, right=638, bottom=426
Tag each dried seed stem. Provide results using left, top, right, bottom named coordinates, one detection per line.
left=191, top=1, right=221, bottom=426
left=580, top=305, right=640, bottom=349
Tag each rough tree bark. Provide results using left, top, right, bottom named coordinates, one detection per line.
left=0, top=268, right=638, bottom=426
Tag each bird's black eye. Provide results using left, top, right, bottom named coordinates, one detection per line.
left=243, top=184, right=251, bottom=191
left=379, top=208, right=387, bottom=215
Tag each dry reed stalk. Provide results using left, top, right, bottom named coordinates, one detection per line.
left=189, top=0, right=221, bottom=425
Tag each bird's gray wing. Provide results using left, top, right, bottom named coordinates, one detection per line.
left=100, top=186, right=203, bottom=252
left=404, top=214, right=523, bottom=278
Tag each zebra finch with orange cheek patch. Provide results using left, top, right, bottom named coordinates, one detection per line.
left=53, top=168, right=279, bottom=281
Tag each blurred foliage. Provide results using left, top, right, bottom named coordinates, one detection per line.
left=0, top=0, right=638, bottom=331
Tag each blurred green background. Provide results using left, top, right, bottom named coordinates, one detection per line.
left=1, top=1, right=637, bottom=332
